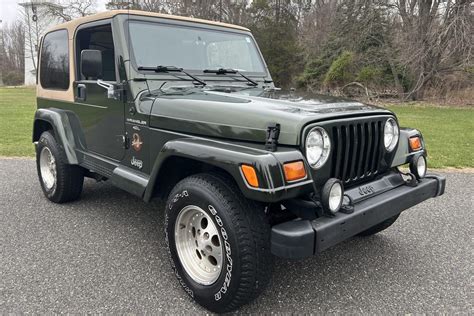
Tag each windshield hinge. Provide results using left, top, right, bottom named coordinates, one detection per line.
left=265, top=123, right=281, bottom=152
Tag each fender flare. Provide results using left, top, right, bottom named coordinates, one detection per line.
left=143, top=138, right=313, bottom=203
left=33, top=108, right=85, bottom=164
left=391, top=128, right=426, bottom=167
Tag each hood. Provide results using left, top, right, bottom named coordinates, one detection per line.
left=148, top=88, right=392, bottom=145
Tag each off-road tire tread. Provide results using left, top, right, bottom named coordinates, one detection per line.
left=168, top=173, right=273, bottom=313
left=358, top=214, right=400, bottom=236
left=37, top=131, right=84, bottom=203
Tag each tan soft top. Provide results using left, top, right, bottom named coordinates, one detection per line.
left=38, top=10, right=250, bottom=102
left=47, top=9, right=250, bottom=36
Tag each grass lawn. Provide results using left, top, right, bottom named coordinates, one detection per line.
left=386, top=104, right=473, bottom=168
left=0, top=87, right=472, bottom=168
left=0, top=87, right=37, bottom=157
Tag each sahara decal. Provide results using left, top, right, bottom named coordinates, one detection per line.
left=131, top=133, right=143, bottom=152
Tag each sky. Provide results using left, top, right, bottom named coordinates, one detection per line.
left=0, top=0, right=108, bottom=25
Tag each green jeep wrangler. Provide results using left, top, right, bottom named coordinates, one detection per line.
left=33, top=10, right=446, bottom=312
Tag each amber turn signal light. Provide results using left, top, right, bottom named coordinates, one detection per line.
left=283, top=161, right=307, bottom=182
left=241, top=164, right=259, bottom=187
left=409, top=137, right=422, bottom=151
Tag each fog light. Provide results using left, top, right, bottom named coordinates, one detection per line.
left=322, top=179, right=344, bottom=214
left=410, top=155, right=427, bottom=179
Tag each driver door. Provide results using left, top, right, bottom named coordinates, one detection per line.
left=73, top=22, right=125, bottom=161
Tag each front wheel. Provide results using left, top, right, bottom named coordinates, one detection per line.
left=165, top=173, right=273, bottom=313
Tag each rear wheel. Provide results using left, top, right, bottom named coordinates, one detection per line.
left=358, top=214, right=400, bottom=236
left=36, top=131, right=84, bottom=203
left=165, top=173, right=272, bottom=313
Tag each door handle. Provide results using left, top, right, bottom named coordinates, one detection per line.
left=76, top=84, right=87, bottom=101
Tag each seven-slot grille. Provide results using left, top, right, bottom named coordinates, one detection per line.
left=330, top=119, right=385, bottom=184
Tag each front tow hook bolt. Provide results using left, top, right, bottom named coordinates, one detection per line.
left=401, top=172, right=418, bottom=187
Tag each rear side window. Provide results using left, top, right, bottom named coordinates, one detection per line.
left=40, top=29, right=69, bottom=90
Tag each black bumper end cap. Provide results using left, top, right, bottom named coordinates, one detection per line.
left=271, top=219, right=314, bottom=259
left=425, top=173, right=446, bottom=197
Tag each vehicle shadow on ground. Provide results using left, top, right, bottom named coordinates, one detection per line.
left=76, top=178, right=417, bottom=313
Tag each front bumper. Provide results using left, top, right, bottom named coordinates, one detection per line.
left=271, top=173, right=446, bottom=258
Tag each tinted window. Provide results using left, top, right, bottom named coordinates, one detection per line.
left=40, top=29, right=69, bottom=90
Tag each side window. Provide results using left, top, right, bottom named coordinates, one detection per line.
left=76, top=24, right=116, bottom=81
left=40, top=29, right=69, bottom=90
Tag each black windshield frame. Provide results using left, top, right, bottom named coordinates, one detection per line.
left=124, top=18, right=269, bottom=78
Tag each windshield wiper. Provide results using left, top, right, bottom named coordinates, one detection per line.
left=138, top=65, right=206, bottom=86
left=203, top=68, right=258, bottom=86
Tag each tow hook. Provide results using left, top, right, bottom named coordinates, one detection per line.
left=401, top=172, right=418, bottom=187
left=340, top=195, right=355, bottom=214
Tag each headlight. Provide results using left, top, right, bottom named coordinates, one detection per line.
left=306, top=127, right=331, bottom=169
left=384, top=118, right=399, bottom=152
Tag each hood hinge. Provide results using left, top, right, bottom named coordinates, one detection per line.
left=265, top=123, right=281, bottom=152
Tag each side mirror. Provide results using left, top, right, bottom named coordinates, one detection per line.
left=81, top=49, right=102, bottom=79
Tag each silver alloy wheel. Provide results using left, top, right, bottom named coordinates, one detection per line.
left=39, top=147, right=57, bottom=190
left=174, top=205, right=223, bottom=285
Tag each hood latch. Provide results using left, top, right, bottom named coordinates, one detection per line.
left=265, top=123, right=281, bottom=152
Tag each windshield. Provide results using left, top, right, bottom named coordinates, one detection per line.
left=128, top=21, right=266, bottom=74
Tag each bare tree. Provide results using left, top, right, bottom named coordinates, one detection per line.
left=0, top=20, right=25, bottom=85
left=106, top=0, right=168, bottom=11
left=20, top=4, right=48, bottom=74
left=299, top=0, right=339, bottom=54
left=19, top=2, right=65, bottom=84
left=106, top=0, right=251, bottom=24
left=46, top=0, right=97, bottom=22
left=2, top=21, right=25, bottom=72
left=395, top=0, right=473, bottom=99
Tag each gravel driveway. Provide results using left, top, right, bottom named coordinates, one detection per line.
left=0, top=158, right=472, bottom=313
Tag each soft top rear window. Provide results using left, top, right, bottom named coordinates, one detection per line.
left=40, top=29, right=69, bottom=90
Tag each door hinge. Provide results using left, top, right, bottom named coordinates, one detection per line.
left=97, top=80, right=126, bottom=100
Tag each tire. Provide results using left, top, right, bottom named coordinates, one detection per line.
left=165, top=173, right=273, bottom=313
left=358, top=214, right=400, bottom=236
left=36, top=131, right=84, bottom=203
